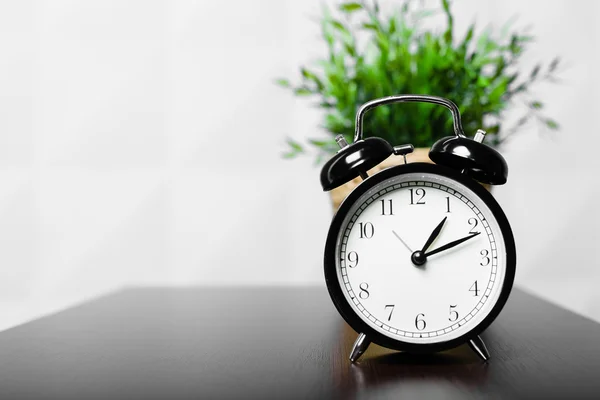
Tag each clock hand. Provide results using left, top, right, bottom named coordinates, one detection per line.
left=420, top=216, right=447, bottom=253
left=410, top=216, right=447, bottom=266
left=392, top=230, right=413, bottom=253
left=424, top=232, right=481, bottom=257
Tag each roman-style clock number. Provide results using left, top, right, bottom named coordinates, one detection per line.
left=409, top=188, right=426, bottom=205
left=480, top=249, right=490, bottom=266
left=415, top=313, right=426, bottom=330
left=468, top=217, right=480, bottom=234
left=359, top=283, right=370, bottom=299
left=358, top=222, right=374, bottom=239
left=380, top=199, right=393, bottom=215
left=385, top=305, right=394, bottom=321
left=346, top=251, right=359, bottom=268
left=449, top=305, right=459, bottom=321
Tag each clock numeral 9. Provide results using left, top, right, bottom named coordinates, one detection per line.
left=415, top=313, right=426, bottom=331
left=385, top=304, right=394, bottom=321
left=468, top=218, right=480, bottom=234
left=359, top=282, right=370, bottom=299
left=409, top=188, right=426, bottom=205
left=358, top=222, right=374, bottom=239
left=346, top=251, right=359, bottom=268
left=469, top=280, right=479, bottom=297
left=380, top=199, right=393, bottom=215
left=449, top=305, right=459, bottom=322
left=480, top=249, right=490, bottom=266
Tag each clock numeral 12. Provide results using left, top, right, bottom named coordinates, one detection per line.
left=446, top=196, right=451, bottom=213
left=358, top=222, right=374, bottom=239
left=380, top=199, right=393, bottom=215
left=409, top=188, right=426, bottom=205
left=469, top=280, right=479, bottom=297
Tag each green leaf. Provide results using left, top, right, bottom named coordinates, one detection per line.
left=339, top=2, right=362, bottom=13
left=279, top=0, right=562, bottom=163
left=275, top=78, right=290, bottom=88
left=545, top=119, right=559, bottom=130
left=530, top=101, right=543, bottom=109
left=294, top=87, right=313, bottom=96
left=330, top=20, right=349, bottom=35
left=308, top=138, right=334, bottom=147
left=461, top=25, right=474, bottom=48
left=286, top=138, right=304, bottom=152
left=301, top=68, right=324, bottom=90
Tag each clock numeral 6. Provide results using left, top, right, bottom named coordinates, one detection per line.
left=346, top=251, right=359, bottom=268
left=449, top=305, right=459, bottom=322
left=359, top=282, right=370, bottom=299
left=358, top=222, right=374, bottom=239
left=480, top=249, right=490, bottom=266
left=409, top=188, right=426, bottom=205
left=415, top=313, right=426, bottom=331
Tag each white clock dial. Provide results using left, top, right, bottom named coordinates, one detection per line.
left=335, top=172, right=507, bottom=344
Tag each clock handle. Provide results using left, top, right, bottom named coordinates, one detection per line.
left=353, top=94, right=466, bottom=142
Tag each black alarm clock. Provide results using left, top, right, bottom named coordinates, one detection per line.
left=320, top=95, right=516, bottom=362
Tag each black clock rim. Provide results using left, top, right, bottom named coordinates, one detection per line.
left=323, top=162, right=517, bottom=354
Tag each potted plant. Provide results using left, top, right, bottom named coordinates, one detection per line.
left=276, top=0, right=561, bottom=210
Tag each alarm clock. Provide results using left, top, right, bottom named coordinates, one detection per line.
left=320, top=95, right=516, bottom=362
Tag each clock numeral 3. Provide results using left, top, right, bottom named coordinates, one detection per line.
left=468, top=217, right=480, bottom=234
left=480, top=249, right=490, bottom=266
left=385, top=304, right=395, bottom=321
left=346, top=251, right=359, bottom=268
left=358, top=222, right=374, bottom=239
left=449, top=305, right=459, bottom=322
left=415, top=313, right=426, bottom=331
left=469, top=280, right=479, bottom=297
left=380, top=199, right=393, bottom=215
left=409, top=188, right=426, bottom=205
left=359, top=283, right=370, bottom=299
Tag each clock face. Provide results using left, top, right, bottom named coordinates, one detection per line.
left=330, top=166, right=514, bottom=347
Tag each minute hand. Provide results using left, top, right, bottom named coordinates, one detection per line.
left=424, top=232, right=481, bottom=257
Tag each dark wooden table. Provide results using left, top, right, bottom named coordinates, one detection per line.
left=0, top=287, right=599, bottom=399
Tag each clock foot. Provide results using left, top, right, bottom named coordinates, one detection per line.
left=469, top=335, right=491, bottom=362
left=349, top=333, right=371, bottom=363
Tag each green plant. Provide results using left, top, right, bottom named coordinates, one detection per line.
left=277, top=0, right=561, bottom=163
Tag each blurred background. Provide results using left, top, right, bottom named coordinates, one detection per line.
left=0, top=0, right=598, bottom=331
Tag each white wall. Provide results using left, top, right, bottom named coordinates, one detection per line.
left=0, top=0, right=598, bottom=331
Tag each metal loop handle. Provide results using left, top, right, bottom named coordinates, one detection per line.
left=354, top=94, right=466, bottom=142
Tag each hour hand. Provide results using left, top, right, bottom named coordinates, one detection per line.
left=420, top=216, right=447, bottom=253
